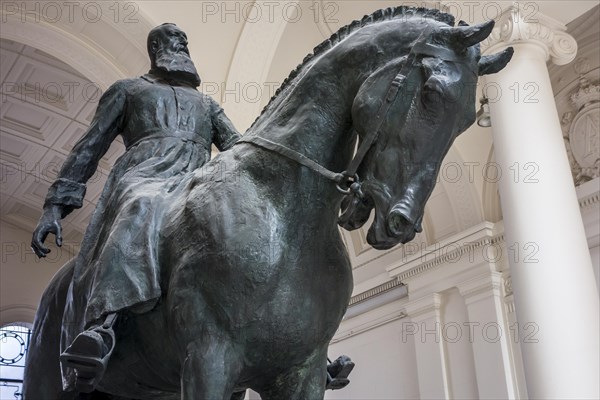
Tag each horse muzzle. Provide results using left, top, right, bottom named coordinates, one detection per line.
left=365, top=208, right=421, bottom=250
left=386, top=206, right=423, bottom=239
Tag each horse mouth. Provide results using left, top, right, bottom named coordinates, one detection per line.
left=338, top=189, right=421, bottom=250
left=366, top=216, right=417, bottom=250
left=366, top=203, right=421, bottom=250
left=338, top=194, right=374, bottom=231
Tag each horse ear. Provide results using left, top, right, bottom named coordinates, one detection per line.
left=478, top=47, right=514, bottom=75
left=446, top=20, right=495, bottom=48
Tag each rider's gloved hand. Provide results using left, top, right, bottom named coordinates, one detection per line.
left=31, top=205, right=64, bottom=258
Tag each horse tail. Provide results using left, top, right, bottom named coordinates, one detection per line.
left=22, top=259, right=76, bottom=400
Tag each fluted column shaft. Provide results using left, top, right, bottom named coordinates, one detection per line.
left=482, top=5, right=599, bottom=399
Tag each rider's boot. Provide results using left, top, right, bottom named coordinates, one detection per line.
left=60, top=313, right=117, bottom=393
left=326, top=355, right=355, bottom=390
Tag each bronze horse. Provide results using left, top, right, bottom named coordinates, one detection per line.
left=23, top=7, right=512, bottom=400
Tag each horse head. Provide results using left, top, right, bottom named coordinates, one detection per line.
left=339, top=19, right=513, bottom=250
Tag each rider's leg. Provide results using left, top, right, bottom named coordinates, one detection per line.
left=60, top=313, right=118, bottom=393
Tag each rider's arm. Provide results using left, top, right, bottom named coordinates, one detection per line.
left=44, top=80, right=128, bottom=218
left=210, top=99, right=241, bottom=152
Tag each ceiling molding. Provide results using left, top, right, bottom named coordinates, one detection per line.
left=0, top=304, right=37, bottom=325
left=439, top=147, right=484, bottom=231
left=224, top=0, right=290, bottom=132
left=0, top=1, right=153, bottom=89
left=1, top=15, right=121, bottom=90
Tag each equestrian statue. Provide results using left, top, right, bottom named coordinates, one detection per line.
left=24, top=7, right=512, bottom=400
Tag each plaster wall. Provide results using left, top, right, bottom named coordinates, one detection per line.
left=0, top=222, right=74, bottom=325
left=323, top=182, right=599, bottom=399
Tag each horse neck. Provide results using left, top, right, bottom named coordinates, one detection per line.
left=238, top=25, right=412, bottom=220
left=246, top=42, right=392, bottom=179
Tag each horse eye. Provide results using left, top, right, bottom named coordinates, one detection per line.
left=422, top=82, right=444, bottom=105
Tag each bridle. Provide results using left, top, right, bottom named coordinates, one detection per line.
left=235, top=25, right=462, bottom=199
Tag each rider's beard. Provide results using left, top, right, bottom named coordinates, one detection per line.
left=152, top=47, right=201, bottom=88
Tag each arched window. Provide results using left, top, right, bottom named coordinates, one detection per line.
left=0, top=323, right=32, bottom=400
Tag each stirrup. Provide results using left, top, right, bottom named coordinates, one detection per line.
left=60, top=327, right=115, bottom=393
left=326, top=358, right=355, bottom=390
left=326, top=374, right=351, bottom=390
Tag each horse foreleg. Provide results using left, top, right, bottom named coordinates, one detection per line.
left=259, top=350, right=327, bottom=400
left=181, top=338, right=241, bottom=400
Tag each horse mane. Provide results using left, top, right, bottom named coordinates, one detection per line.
left=248, top=6, right=455, bottom=130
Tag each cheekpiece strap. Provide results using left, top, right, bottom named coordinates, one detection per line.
left=343, top=25, right=435, bottom=178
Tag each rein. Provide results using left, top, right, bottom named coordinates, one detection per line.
left=236, top=26, right=443, bottom=197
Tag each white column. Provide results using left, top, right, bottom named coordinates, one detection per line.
left=458, top=272, right=517, bottom=400
left=481, top=5, right=599, bottom=399
left=405, top=294, right=450, bottom=399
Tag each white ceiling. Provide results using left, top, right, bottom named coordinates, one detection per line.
left=1, top=39, right=126, bottom=243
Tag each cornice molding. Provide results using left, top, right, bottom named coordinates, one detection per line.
left=349, top=277, right=404, bottom=307
left=456, top=271, right=503, bottom=301
left=481, top=4, right=577, bottom=66
left=343, top=282, right=408, bottom=322
left=388, top=225, right=505, bottom=282
left=579, top=191, right=600, bottom=211
left=405, top=292, right=443, bottom=321
left=577, top=177, right=600, bottom=211
left=331, top=310, right=407, bottom=344
left=351, top=180, right=597, bottom=307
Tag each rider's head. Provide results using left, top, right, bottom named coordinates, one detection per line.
left=147, top=23, right=200, bottom=87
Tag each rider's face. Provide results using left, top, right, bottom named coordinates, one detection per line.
left=149, top=24, right=200, bottom=86
left=154, top=25, right=190, bottom=58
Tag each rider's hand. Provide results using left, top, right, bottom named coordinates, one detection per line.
left=31, top=205, right=64, bottom=258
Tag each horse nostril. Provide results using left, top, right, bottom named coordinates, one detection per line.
left=415, top=215, right=423, bottom=233
left=387, top=210, right=410, bottom=237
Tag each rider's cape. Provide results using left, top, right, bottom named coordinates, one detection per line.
left=45, top=74, right=240, bottom=390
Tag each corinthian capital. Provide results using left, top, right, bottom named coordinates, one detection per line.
left=481, top=3, right=577, bottom=66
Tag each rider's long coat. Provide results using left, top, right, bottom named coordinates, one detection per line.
left=44, top=73, right=240, bottom=388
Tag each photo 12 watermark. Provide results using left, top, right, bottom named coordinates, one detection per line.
left=401, top=239, right=540, bottom=265
left=197, top=1, right=340, bottom=24
left=402, top=320, right=540, bottom=344
left=2, top=81, right=103, bottom=105
left=2, top=1, right=140, bottom=24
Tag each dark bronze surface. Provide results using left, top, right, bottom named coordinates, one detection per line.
left=24, top=8, right=512, bottom=399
